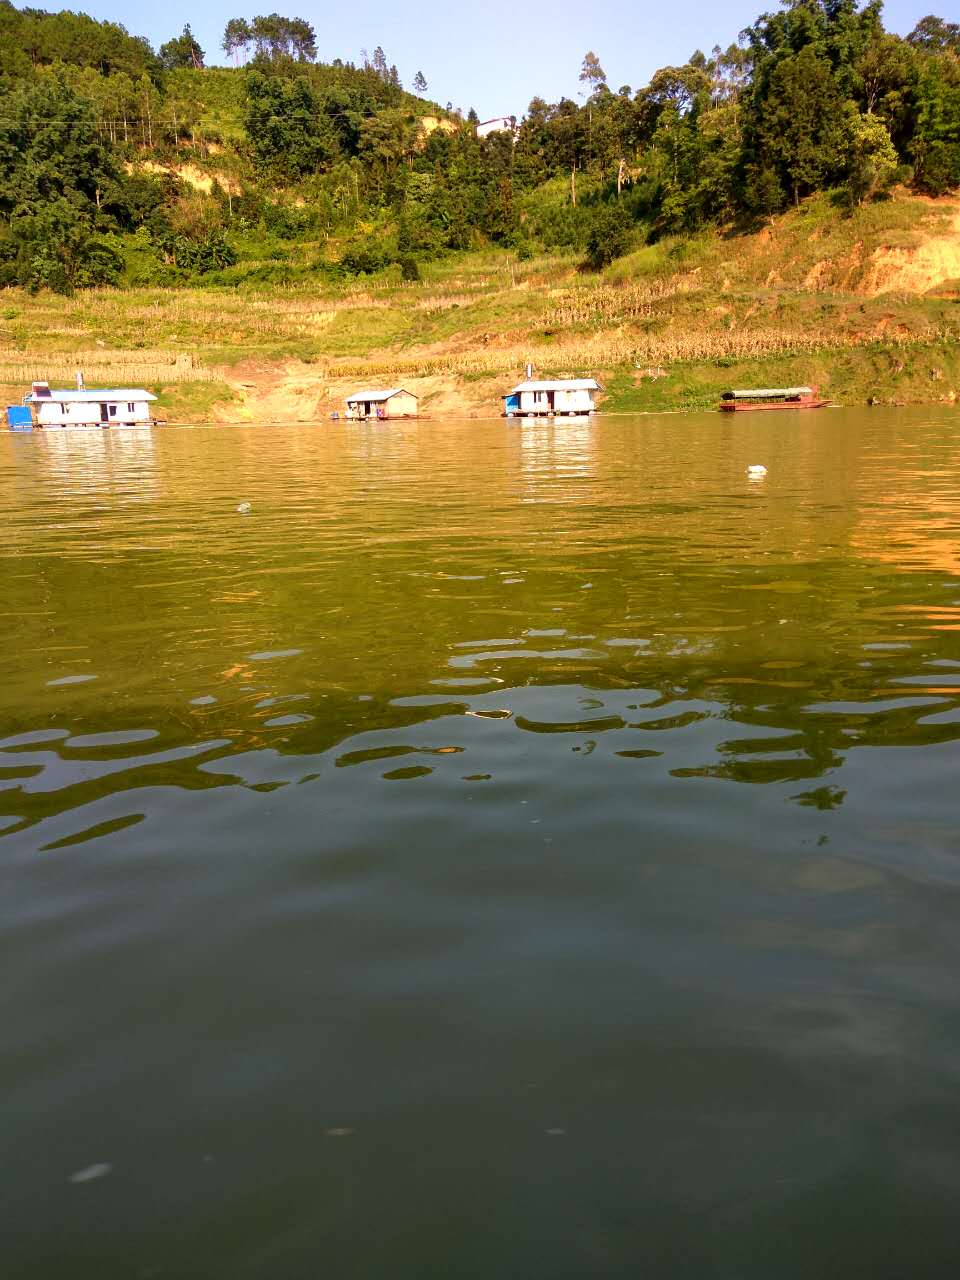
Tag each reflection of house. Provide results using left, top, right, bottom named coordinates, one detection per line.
left=344, top=389, right=418, bottom=420
left=477, top=116, right=518, bottom=139
left=503, top=378, right=601, bottom=417
left=17, top=381, right=158, bottom=428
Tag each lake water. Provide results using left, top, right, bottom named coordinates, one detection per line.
left=3, top=408, right=960, bottom=1278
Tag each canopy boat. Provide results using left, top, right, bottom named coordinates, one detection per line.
left=719, top=386, right=830, bottom=412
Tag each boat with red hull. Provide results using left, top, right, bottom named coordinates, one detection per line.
left=720, top=386, right=830, bottom=412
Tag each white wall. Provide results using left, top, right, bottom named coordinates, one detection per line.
left=519, top=390, right=552, bottom=413
left=519, top=389, right=595, bottom=414
left=554, top=389, right=595, bottom=413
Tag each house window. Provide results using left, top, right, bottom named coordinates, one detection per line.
left=128, top=403, right=135, bottom=413
left=109, top=405, right=117, bottom=417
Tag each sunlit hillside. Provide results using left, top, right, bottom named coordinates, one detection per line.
left=0, top=2, right=958, bottom=414
left=1, top=188, right=958, bottom=418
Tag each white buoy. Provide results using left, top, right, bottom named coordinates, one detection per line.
left=236, top=502, right=252, bottom=514
left=747, top=465, right=767, bottom=476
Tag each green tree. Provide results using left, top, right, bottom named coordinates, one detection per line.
left=6, top=199, right=122, bottom=293
left=754, top=46, right=847, bottom=204
left=0, top=0, right=158, bottom=79
left=413, top=70, right=428, bottom=94
left=159, top=24, right=204, bottom=70
left=222, top=18, right=252, bottom=64
left=288, top=17, right=317, bottom=61
left=742, top=164, right=786, bottom=218
left=244, top=73, right=330, bottom=176
left=584, top=201, right=632, bottom=268
left=249, top=14, right=316, bottom=62
left=907, top=16, right=960, bottom=54
left=0, top=76, right=125, bottom=292
left=0, top=76, right=117, bottom=218
left=843, top=107, right=898, bottom=203
left=908, top=52, right=960, bottom=193
left=579, top=51, right=607, bottom=96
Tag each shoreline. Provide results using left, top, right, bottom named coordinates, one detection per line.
left=3, top=398, right=953, bottom=434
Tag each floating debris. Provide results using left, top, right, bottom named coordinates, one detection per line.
left=236, top=502, right=252, bottom=514
left=69, top=1163, right=112, bottom=1184
left=747, top=465, right=768, bottom=476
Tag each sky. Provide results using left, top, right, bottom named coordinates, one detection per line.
left=27, top=0, right=944, bottom=119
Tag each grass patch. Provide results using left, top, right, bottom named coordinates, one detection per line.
left=602, top=337, right=960, bottom=413
left=153, top=380, right=239, bottom=422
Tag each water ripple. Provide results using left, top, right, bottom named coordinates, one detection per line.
left=5, top=410, right=960, bottom=1274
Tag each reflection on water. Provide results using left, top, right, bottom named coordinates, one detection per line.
left=3, top=408, right=960, bottom=1278
left=34, top=425, right=159, bottom=503
left=519, top=418, right=597, bottom=495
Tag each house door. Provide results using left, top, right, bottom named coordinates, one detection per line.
left=99, top=403, right=109, bottom=423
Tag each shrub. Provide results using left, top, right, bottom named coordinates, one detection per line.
left=914, top=141, right=960, bottom=196
left=339, top=234, right=393, bottom=275
left=583, top=202, right=633, bottom=270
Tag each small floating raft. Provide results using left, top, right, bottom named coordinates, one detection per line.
left=720, top=386, right=830, bottom=412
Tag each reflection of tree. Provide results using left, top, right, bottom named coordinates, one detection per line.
left=790, top=785, right=847, bottom=809
left=672, top=758, right=832, bottom=784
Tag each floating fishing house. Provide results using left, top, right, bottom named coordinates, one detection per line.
left=344, top=388, right=418, bottom=420
left=6, top=379, right=159, bottom=429
left=503, top=377, right=602, bottom=418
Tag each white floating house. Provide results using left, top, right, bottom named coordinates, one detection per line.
left=344, top=388, right=418, bottom=420
left=503, top=378, right=602, bottom=418
left=18, top=380, right=159, bottom=428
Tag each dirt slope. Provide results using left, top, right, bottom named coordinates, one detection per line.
left=861, top=201, right=960, bottom=294
left=217, top=361, right=502, bottom=422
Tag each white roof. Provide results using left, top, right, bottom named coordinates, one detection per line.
left=508, top=379, right=601, bottom=394
left=28, top=388, right=157, bottom=402
left=345, top=388, right=414, bottom=403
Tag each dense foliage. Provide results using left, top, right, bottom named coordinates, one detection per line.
left=0, top=0, right=957, bottom=292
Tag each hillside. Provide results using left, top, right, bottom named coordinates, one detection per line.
left=1, top=188, right=957, bottom=418
left=0, top=2, right=958, bottom=416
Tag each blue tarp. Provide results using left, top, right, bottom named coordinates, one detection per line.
left=6, top=406, right=32, bottom=429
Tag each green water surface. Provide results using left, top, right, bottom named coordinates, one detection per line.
left=2, top=409, right=960, bottom=1278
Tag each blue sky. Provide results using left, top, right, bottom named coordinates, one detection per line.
left=31, top=0, right=942, bottom=118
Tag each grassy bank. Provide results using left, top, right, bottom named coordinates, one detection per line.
left=1, top=191, right=957, bottom=421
